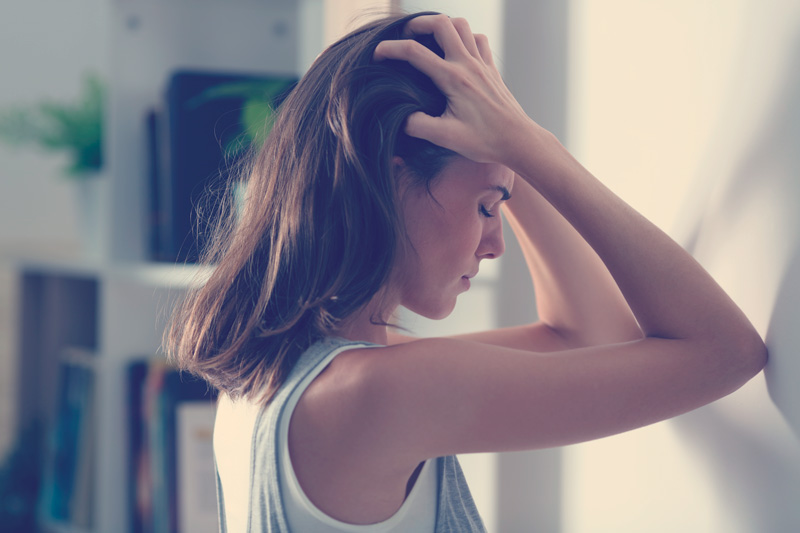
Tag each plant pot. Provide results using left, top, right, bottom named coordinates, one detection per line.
left=72, top=173, right=108, bottom=260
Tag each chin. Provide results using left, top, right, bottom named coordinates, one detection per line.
left=406, top=297, right=458, bottom=321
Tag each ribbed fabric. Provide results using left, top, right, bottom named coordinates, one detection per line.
left=214, top=336, right=486, bottom=533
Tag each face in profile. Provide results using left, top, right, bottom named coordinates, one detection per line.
left=394, top=156, right=513, bottom=319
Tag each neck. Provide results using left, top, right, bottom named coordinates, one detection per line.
left=331, top=295, right=397, bottom=346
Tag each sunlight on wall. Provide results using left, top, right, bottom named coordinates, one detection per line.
left=567, top=0, right=748, bottom=233
left=563, top=424, right=744, bottom=533
left=562, top=2, right=797, bottom=532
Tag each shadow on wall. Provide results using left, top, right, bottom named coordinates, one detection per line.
left=765, top=245, right=800, bottom=438
left=672, top=7, right=800, bottom=532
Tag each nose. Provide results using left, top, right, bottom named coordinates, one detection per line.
left=476, top=217, right=505, bottom=260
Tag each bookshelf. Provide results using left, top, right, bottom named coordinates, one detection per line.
left=3, top=1, right=333, bottom=532
left=8, top=256, right=213, bottom=533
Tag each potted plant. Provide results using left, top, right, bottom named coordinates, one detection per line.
left=0, top=73, right=106, bottom=256
left=0, top=72, right=104, bottom=176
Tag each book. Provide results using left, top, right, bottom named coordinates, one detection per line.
left=127, top=360, right=152, bottom=533
left=175, top=403, right=217, bottom=533
left=128, top=358, right=218, bottom=533
left=38, top=346, right=97, bottom=530
left=146, top=108, right=170, bottom=263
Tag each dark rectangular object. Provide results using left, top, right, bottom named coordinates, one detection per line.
left=156, top=70, right=296, bottom=263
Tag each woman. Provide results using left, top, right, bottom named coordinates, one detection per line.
left=167, top=11, right=767, bottom=532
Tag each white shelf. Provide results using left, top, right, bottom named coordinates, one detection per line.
left=6, top=3, right=326, bottom=533
left=107, top=0, right=315, bottom=263
left=1, top=251, right=213, bottom=289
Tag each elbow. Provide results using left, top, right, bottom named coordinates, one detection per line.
left=688, top=318, right=767, bottom=396
left=742, top=330, right=768, bottom=377
left=723, top=326, right=768, bottom=386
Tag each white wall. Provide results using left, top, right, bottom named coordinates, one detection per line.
left=0, top=0, right=111, bottom=255
left=563, top=1, right=800, bottom=531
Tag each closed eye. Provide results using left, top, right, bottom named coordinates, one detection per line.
left=479, top=205, right=495, bottom=218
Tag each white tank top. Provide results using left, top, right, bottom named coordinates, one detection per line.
left=214, top=342, right=437, bottom=532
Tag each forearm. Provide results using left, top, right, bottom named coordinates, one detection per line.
left=504, top=122, right=758, bottom=350
left=503, top=174, right=642, bottom=346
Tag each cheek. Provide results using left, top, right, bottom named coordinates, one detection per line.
left=402, top=200, right=450, bottom=256
left=447, top=214, right=483, bottom=256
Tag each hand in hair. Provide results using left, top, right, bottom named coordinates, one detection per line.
left=373, top=14, right=535, bottom=165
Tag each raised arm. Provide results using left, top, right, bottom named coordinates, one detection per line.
left=443, top=173, right=643, bottom=352
left=331, top=14, right=767, bottom=462
left=375, top=14, right=758, bottom=353
left=512, top=174, right=642, bottom=345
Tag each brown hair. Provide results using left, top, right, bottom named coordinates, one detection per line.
left=165, top=11, right=456, bottom=403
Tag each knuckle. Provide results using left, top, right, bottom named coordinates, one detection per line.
left=395, top=39, right=414, bottom=52
left=406, top=40, right=427, bottom=58
left=451, top=17, right=469, bottom=31
left=432, top=13, right=450, bottom=28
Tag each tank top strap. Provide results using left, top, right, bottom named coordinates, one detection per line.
left=249, top=337, right=377, bottom=531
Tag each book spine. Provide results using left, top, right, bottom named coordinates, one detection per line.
left=38, top=347, right=97, bottom=530
left=129, top=358, right=218, bottom=533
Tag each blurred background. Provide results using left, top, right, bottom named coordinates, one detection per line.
left=1, top=0, right=798, bottom=532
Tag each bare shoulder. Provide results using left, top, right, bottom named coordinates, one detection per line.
left=288, top=344, right=438, bottom=522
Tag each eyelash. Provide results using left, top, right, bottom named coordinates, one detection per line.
left=479, top=205, right=495, bottom=218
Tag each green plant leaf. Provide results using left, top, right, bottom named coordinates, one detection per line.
left=187, top=79, right=293, bottom=109
left=0, top=109, right=45, bottom=145
left=192, top=78, right=294, bottom=158
left=242, top=99, right=274, bottom=147
left=0, top=72, right=104, bottom=176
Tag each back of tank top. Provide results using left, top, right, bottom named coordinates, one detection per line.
left=213, top=336, right=487, bottom=533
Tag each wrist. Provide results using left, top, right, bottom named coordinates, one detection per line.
left=504, top=118, right=549, bottom=159
left=503, top=122, right=569, bottom=182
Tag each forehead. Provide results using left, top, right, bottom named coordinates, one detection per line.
left=434, top=156, right=514, bottom=193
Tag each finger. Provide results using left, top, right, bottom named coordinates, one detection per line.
left=373, top=39, right=452, bottom=85
left=406, top=112, right=474, bottom=159
left=450, top=18, right=480, bottom=59
left=401, top=14, right=470, bottom=59
left=405, top=111, right=444, bottom=144
left=405, top=111, right=464, bottom=153
left=474, top=34, right=495, bottom=67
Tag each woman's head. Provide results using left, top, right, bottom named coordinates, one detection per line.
left=166, top=11, right=458, bottom=402
left=242, top=10, right=458, bottom=321
left=395, top=156, right=511, bottom=319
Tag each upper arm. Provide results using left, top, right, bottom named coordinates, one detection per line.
left=356, top=335, right=758, bottom=465
left=447, top=322, right=579, bottom=352
left=388, top=322, right=584, bottom=352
